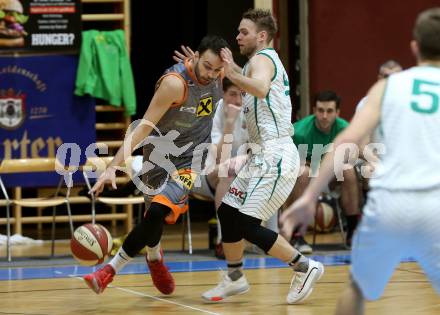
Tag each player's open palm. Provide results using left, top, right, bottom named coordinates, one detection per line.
left=280, top=196, right=316, bottom=241
left=90, top=167, right=117, bottom=197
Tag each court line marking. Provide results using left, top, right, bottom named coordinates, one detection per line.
left=57, top=271, right=221, bottom=315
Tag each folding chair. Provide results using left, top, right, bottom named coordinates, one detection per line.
left=0, top=158, right=74, bottom=262
left=186, top=192, right=215, bottom=255
left=81, top=156, right=142, bottom=233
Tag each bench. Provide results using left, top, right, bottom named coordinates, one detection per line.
left=0, top=157, right=140, bottom=261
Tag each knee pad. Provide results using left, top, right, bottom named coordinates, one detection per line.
left=217, top=203, right=242, bottom=243
left=217, top=202, right=236, bottom=223
left=239, top=212, right=278, bottom=253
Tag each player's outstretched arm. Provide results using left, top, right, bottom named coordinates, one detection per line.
left=90, top=75, right=185, bottom=196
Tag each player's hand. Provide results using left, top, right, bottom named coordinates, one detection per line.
left=89, top=166, right=117, bottom=197
left=173, top=45, right=195, bottom=63
left=280, top=195, right=316, bottom=241
left=220, top=47, right=235, bottom=76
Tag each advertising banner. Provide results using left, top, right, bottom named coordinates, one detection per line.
left=0, top=0, right=81, bottom=52
left=0, top=54, right=95, bottom=187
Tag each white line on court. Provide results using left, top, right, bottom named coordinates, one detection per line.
left=64, top=272, right=221, bottom=315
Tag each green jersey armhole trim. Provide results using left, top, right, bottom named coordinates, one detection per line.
left=256, top=52, right=277, bottom=82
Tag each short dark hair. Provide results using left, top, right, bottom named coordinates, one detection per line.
left=197, top=35, right=229, bottom=56
left=314, top=90, right=341, bottom=109
left=242, top=8, right=277, bottom=43
left=222, top=77, right=236, bottom=92
left=413, top=8, right=440, bottom=61
left=379, top=60, right=401, bottom=73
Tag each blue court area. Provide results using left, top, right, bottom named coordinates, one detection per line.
left=0, top=254, right=415, bottom=281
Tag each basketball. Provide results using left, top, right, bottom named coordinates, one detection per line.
left=310, top=202, right=337, bottom=233
left=70, top=223, right=113, bottom=266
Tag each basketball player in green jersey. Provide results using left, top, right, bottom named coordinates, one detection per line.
left=202, top=9, right=324, bottom=304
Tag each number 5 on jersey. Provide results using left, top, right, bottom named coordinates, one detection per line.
left=411, top=79, right=440, bottom=114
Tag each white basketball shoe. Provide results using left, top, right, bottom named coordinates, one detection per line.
left=202, top=273, right=250, bottom=302
left=286, top=259, right=324, bottom=304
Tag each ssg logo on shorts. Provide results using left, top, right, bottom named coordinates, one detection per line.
left=172, top=168, right=197, bottom=190
left=197, top=96, right=213, bottom=117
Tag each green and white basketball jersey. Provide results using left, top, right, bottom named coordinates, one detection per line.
left=242, top=48, right=293, bottom=144
left=370, top=66, right=440, bottom=190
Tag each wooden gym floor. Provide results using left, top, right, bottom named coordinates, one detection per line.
left=0, top=225, right=438, bottom=315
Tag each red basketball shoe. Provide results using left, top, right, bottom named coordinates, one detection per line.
left=83, top=264, right=115, bottom=294
left=146, top=250, right=175, bottom=295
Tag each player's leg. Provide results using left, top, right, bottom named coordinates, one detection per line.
left=202, top=203, right=249, bottom=301
left=211, top=155, right=247, bottom=256
left=350, top=189, right=406, bottom=304
left=335, top=277, right=365, bottom=315
left=340, top=167, right=361, bottom=246
left=282, top=164, right=313, bottom=254
left=238, top=208, right=324, bottom=304
left=202, top=162, right=251, bottom=301
left=142, top=176, right=197, bottom=295
left=238, top=160, right=323, bottom=304
left=83, top=196, right=172, bottom=294
left=212, top=175, right=233, bottom=257
left=411, top=189, right=440, bottom=296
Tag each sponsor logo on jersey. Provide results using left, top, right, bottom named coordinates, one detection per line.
left=172, top=168, right=197, bottom=190
left=179, top=106, right=196, bottom=114
left=197, top=96, right=213, bottom=117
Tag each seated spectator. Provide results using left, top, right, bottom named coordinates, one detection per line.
left=281, top=90, right=361, bottom=253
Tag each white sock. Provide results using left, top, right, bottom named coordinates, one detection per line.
left=146, top=242, right=162, bottom=261
left=109, top=247, right=133, bottom=273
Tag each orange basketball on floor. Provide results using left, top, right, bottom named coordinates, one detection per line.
left=313, top=202, right=337, bottom=233
left=70, top=223, right=113, bottom=266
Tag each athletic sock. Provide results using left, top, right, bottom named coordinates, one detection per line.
left=227, top=259, right=244, bottom=281
left=287, top=253, right=309, bottom=273
left=109, top=247, right=133, bottom=273
left=146, top=242, right=162, bottom=261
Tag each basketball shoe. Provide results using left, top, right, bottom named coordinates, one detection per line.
left=83, top=264, right=115, bottom=294
left=146, top=250, right=175, bottom=295
left=287, top=259, right=324, bottom=304
left=202, top=273, right=250, bottom=302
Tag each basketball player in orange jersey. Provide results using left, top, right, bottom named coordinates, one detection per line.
left=281, top=7, right=440, bottom=314
left=83, top=35, right=228, bottom=295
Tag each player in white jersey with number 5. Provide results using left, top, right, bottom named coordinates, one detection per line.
left=202, top=9, right=324, bottom=304
left=281, top=7, right=440, bottom=315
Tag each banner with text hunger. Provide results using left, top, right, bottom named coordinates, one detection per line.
left=0, top=0, right=81, bottom=52
left=0, top=54, right=95, bottom=187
